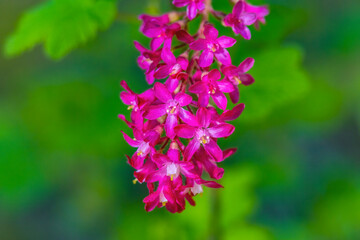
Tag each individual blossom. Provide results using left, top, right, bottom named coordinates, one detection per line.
left=144, top=82, right=194, bottom=139
left=222, top=57, right=255, bottom=103
left=174, top=107, right=235, bottom=162
left=172, top=0, right=205, bottom=20
left=189, top=69, right=234, bottom=110
left=244, top=1, right=270, bottom=29
left=223, top=0, right=257, bottom=40
left=190, top=24, right=236, bottom=67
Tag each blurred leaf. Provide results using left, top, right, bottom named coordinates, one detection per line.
left=4, top=0, right=117, bottom=59
left=239, top=45, right=310, bottom=123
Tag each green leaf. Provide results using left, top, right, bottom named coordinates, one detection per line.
left=239, top=45, right=310, bottom=123
left=4, top=0, right=117, bottom=59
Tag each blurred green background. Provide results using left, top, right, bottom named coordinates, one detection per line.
left=1, top=0, right=359, bottom=239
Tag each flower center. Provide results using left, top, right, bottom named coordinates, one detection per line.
left=191, top=183, right=203, bottom=195
left=233, top=76, right=242, bottom=85
left=159, top=191, right=168, bottom=206
left=170, top=63, right=181, bottom=76
left=166, top=100, right=179, bottom=115
left=208, top=84, right=217, bottom=94
left=207, top=42, right=220, bottom=52
left=166, top=163, right=179, bottom=181
left=196, top=128, right=210, bottom=145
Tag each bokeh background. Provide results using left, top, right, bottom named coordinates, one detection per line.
left=1, top=0, right=359, bottom=239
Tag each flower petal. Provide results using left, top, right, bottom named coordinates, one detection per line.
left=154, top=82, right=172, bottom=102
left=188, top=81, right=208, bottom=93
left=154, top=65, right=171, bottom=79
left=207, top=69, right=221, bottom=81
left=198, top=93, right=210, bottom=107
left=189, top=39, right=207, bottom=51
left=121, top=131, right=141, bottom=147
left=179, top=108, right=198, bottom=126
left=217, top=79, right=235, bottom=93
left=238, top=57, right=255, bottom=73
left=161, top=47, right=176, bottom=65
left=199, top=50, right=214, bottom=67
left=208, top=123, right=235, bottom=138
left=203, top=24, right=219, bottom=40
left=204, top=139, right=223, bottom=162
left=217, top=36, right=236, bottom=48
left=165, top=114, right=178, bottom=139
left=229, top=87, right=240, bottom=104
left=144, top=104, right=167, bottom=120
left=212, top=91, right=227, bottom=110
left=187, top=2, right=198, bottom=20
left=196, top=107, right=211, bottom=128
left=184, top=138, right=201, bottom=160
left=174, top=124, right=196, bottom=138
left=175, top=92, right=192, bottom=106
left=219, top=103, right=245, bottom=121
left=214, top=49, right=232, bottom=66
left=233, top=0, right=245, bottom=18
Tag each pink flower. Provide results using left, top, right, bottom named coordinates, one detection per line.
left=172, top=0, right=205, bottom=20
left=222, top=57, right=255, bottom=103
left=245, top=2, right=270, bottom=29
left=144, top=82, right=194, bottom=138
left=174, top=107, right=235, bottom=161
left=223, top=1, right=257, bottom=40
left=189, top=69, right=234, bottom=110
left=190, top=24, right=236, bottom=67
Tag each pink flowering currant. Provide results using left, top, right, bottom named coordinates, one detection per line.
left=119, top=0, right=269, bottom=213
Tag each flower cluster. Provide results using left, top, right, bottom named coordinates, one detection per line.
left=120, top=0, right=269, bottom=213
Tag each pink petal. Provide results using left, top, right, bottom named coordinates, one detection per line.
left=208, top=123, right=235, bottom=138
left=176, top=30, right=194, bottom=44
left=144, top=104, right=167, bottom=120
left=223, top=148, right=237, bottom=161
left=238, top=57, right=255, bottom=73
left=204, top=139, right=223, bottom=162
left=217, top=36, right=236, bottom=48
left=196, top=107, right=211, bottom=128
left=214, top=49, right=232, bottom=66
left=207, top=69, right=221, bottom=81
left=165, top=114, right=178, bottom=139
left=219, top=103, right=245, bottom=121
left=187, top=2, right=198, bottom=20
left=161, top=47, right=176, bottom=65
left=154, top=82, right=172, bottom=102
left=172, top=0, right=189, bottom=8
left=217, top=79, right=235, bottom=93
left=179, top=108, right=198, bottom=126
left=236, top=25, right=252, bottom=40
left=229, top=87, right=240, bottom=104
left=233, top=0, right=245, bottom=18
left=165, top=77, right=179, bottom=93
left=174, top=124, right=196, bottom=138
left=212, top=91, right=227, bottom=110
left=188, top=81, right=208, bottom=94
left=198, top=93, right=210, bottom=107
left=203, top=24, right=219, bottom=40
left=241, top=13, right=257, bottom=25
left=121, top=131, right=141, bottom=147
left=199, top=50, right=214, bottom=67
left=203, top=160, right=224, bottom=179
left=184, top=138, right=201, bottom=160
left=175, top=92, right=192, bottom=106
left=150, top=37, right=164, bottom=50
left=240, top=73, right=255, bottom=86
left=154, top=65, right=171, bottom=79
left=189, top=39, right=207, bottom=51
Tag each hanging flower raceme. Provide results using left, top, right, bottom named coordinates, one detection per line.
left=120, top=0, right=269, bottom=213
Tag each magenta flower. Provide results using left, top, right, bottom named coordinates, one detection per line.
left=134, top=41, right=162, bottom=84
left=222, top=57, right=255, bottom=103
left=144, top=82, right=194, bottom=139
left=120, top=0, right=269, bottom=212
left=245, top=2, right=270, bottom=29
left=174, top=107, right=235, bottom=161
left=172, top=0, right=205, bottom=20
left=189, top=69, right=234, bottom=110
left=139, top=14, right=181, bottom=50
left=190, top=24, right=236, bottom=67
left=223, top=0, right=257, bottom=40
